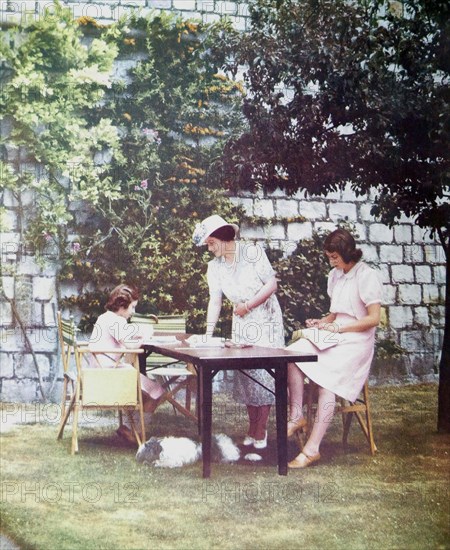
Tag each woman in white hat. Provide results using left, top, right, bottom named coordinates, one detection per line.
left=193, top=214, right=285, bottom=449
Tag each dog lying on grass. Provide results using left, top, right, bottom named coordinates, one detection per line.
left=136, top=434, right=241, bottom=468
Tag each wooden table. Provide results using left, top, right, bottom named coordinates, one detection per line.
left=140, top=340, right=317, bottom=478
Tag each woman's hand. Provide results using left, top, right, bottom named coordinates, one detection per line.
left=234, top=302, right=250, bottom=318
left=305, top=318, right=320, bottom=328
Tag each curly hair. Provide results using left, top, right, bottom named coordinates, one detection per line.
left=105, top=284, right=139, bottom=312
left=323, top=228, right=362, bottom=264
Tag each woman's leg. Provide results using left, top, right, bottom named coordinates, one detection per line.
left=253, top=405, right=271, bottom=441
left=287, top=363, right=306, bottom=433
left=302, top=386, right=336, bottom=456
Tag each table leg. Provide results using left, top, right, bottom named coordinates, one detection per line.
left=200, top=368, right=213, bottom=478
left=275, top=364, right=288, bottom=475
left=138, top=351, right=147, bottom=376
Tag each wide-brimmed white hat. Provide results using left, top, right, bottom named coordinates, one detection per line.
left=192, top=214, right=239, bottom=246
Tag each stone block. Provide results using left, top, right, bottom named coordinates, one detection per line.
left=173, top=0, right=197, bottom=10
left=254, top=199, right=274, bottom=218
left=414, top=307, right=430, bottom=326
left=33, top=277, right=56, bottom=301
left=15, top=353, right=51, bottom=379
left=415, top=265, right=432, bottom=283
left=237, top=197, right=254, bottom=215
left=313, top=222, right=336, bottom=234
left=433, top=265, right=446, bottom=284
left=359, top=203, right=377, bottom=222
left=391, top=264, right=414, bottom=283
left=413, top=226, right=435, bottom=244
left=328, top=202, right=357, bottom=221
left=359, top=243, right=379, bottom=263
left=197, top=1, right=216, bottom=12
left=379, top=245, right=403, bottom=263
left=275, top=199, right=299, bottom=218
left=369, top=223, right=394, bottom=243
left=215, top=1, right=239, bottom=15
left=286, top=222, right=313, bottom=242
left=382, top=285, right=397, bottom=305
left=240, top=224, right=266, bottom=240
left=422, top=284, right=440, bottom=304
left=389, top=306, right=413, bottom=328
left=0, top=353, right=14, bottom=377
left=300, top=201, right=326, bottom=219
left=147, top=0, right=172, bottom=8
left=424, top=245, right=445, bottom=264
left=265, top=224, right=285, bottom=240
left=1, top=379, right=39, bottom=403
left=403, top=244, right=424, bottom=263
left=341, top=183, right=365, bottom=201
left=394, top=225, right=412, bottom=244
left=398, top=284, right=422, bottom=305
left=0, top=301, right=13, bottom=325
left=430, top=306, right=445, bottom=327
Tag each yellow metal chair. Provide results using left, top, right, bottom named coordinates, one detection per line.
left=56, top=312, right=146, bottom=454
left=131, top=313, right=197, bottom=422
left=301, top=379, right=377, bottom=455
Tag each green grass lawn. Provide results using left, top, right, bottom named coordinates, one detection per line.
left=1, top=383, right=449, bottom=550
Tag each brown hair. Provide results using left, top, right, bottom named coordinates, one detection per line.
left=209, top=225, right=236, bottom=242
left=323, top=228, right=363, bottom=264
left=105, top=284, right=139, bottom=312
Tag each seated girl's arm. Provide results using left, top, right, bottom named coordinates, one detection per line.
left=335, top=303, right=381, bottom=334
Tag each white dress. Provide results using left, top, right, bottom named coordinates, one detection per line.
left=207, top=241, right=285, bottom=406
left=287, top=261, right=383, bottom=401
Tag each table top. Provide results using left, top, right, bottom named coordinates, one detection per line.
left=141, top=338, right=317, bottom=368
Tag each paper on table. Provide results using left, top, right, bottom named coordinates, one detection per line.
left=185, top=335, right=225, bottom=348
left=142, top=335, right=179, bottom=345
left=299, top=327, right=341, bottom=351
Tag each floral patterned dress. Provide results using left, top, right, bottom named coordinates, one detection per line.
left=207, top=241, right=285, bottom=405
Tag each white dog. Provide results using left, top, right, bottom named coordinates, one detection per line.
left=136, top=433, right=241, bottom=468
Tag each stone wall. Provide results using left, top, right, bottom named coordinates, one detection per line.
left=0, top=0, right=445, bottom=402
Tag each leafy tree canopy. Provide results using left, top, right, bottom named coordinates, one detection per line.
left=218, top=0, right=449, bottom=247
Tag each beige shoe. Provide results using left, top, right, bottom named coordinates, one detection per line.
left=288, top=451, right=321, bottom=469
left=287, top=417, right=307, bottom=438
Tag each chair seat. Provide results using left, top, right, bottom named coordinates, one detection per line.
left=82, top=367, right=138, bottom=406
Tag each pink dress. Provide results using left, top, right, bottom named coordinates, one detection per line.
left=287, top=261, right=383, bottom=401
left=89, top=310, right=139, bottom=367
left=89, top=310, right=163, bottom=400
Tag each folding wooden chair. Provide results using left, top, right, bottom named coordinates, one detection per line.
left=56, top=312, right=146, bottom=454
left=131, top=313, right=197, bottom=422
left=300, top=379, right=377, bottom=455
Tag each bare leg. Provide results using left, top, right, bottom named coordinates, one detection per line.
left=287, top=363, right=307, bottom=436
left=302, top=386, right=336, bottom=456
left=253, top=405, right=271, bottom=441
left=246, top=405, right=259, bottom=439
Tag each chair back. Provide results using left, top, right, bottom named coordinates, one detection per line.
left=57, top=312, right=79, bottom=376
left=131, top=313, right=187, bottom=368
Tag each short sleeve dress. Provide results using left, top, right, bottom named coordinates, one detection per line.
left=207, top=241, right=285, bottom=406
left=287, top=261, right=383, bottom=401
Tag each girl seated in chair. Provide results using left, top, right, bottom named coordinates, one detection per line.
left=286, top=228, right=383, bottom=468
left=89, top=284, right=164, bottom=441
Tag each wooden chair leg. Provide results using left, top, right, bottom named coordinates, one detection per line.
left=57, top=390, right=76, bottom=440
left=71, top=401, right=80, bottom=455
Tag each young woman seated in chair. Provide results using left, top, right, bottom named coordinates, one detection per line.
left=89, top=284, right=164, bottom=441
left=286, top=228, right=382, bottom=468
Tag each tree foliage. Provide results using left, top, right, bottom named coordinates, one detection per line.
left=60, top=13, right=246, bottom=332
left=0, top=3, right=122, bottom=258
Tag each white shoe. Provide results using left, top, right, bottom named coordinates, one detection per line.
left=242, top=435, right=255, bottom=446
left=253, top=431, right=267, bottom=449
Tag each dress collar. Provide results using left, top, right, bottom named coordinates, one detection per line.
left=334, top=261, right=364, bottom=280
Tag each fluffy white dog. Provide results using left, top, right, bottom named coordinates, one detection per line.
left=136, top=433, right=241, bottom=468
